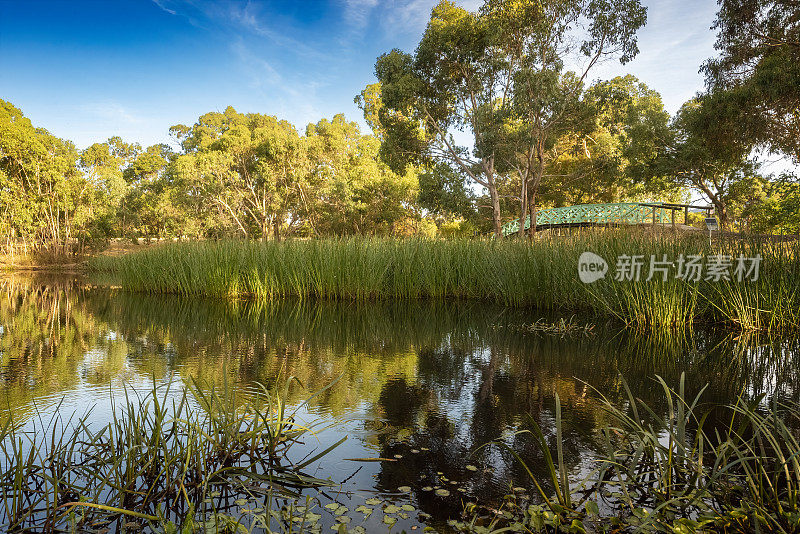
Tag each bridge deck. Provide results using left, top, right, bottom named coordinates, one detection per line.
left=502, top=202, right=712, bottom=237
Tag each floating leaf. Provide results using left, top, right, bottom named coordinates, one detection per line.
left=513, top=487, right=526, bottom=493
left=383, top=515, right=397, bottom=525
left=585, top=501, right=599, bottom=516
left=435, top=489, right=450, bottom=497
left=336, top=516, right=351, bottom=524
left=324, top=503, right=340, bottom=511
left=399, top=512, right=409, bottom=519
left=365, top=498, right=382, bottom=505
left=465, top=465, right=478, bottom=472
left=398, top=486, right=412, bottom=493
left=411, top=449, right=420, bottom=454
left=384, top=504, right=400, bottom=514
left=355, top=505, right=373, bottom=517
left=401, top=504, right=415, bottom=511
left=421, top=486, right=433, bottom=491
left=394, top=454, right=403, bottom=459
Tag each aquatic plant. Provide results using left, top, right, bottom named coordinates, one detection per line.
left=466, top=373, right=800, bottom=533
left=89, top=233, right=800, bottom=333
left=0, top=375, right=344, bottom=531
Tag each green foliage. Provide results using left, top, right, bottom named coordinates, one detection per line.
left=468, top=373, right=800, bottom=533
left=660, top=97, right=765, bottom=228
left=703, top=0, right=800, bottom=162
left=91, top=234, right=800, bottom=333
left=373, top=0, right=649, bottom=236
left=0, top=375, right=344, bottom=530
left=0, top=99, right=96, bottom=252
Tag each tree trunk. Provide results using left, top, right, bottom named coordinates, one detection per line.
left=487, top=175, right=503, bottom=237
left=714, top=200, right=729, bottom=230
left=527, top=163, right=544, bottom=239
left=518, top=170, right=528, bottom=238
left=528, top=189, right=538, bottom=239
left=272, top=219, right=280, bottom=241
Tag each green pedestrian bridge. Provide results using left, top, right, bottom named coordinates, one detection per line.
left=501, top=202, right=713, bottom=237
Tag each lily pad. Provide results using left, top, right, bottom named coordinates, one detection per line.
left=355, top=505, right=373, bottom=517
left=435, top=489, right=451, bottom=497
left=401, top=504, right=415, bottom=512
left=465, top=465, right=478, bottom=472
left=384, top=504, right=401, bottom=514
left=398, top=485, right=412, bottom=493
left=365, top=498, right=383, bottom=506
left=383, top=515, right=397, bottom=525
left=421, top=486, right=433, bottom=492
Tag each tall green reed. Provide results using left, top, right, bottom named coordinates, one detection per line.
left=90, top=233, right=800, bottom=333
left=475, top=373, right=800, bottom=533
left=0, top=375, right=344, bottom=531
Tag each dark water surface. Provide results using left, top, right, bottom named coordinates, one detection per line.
left=2, top=274, right=799, bottom=531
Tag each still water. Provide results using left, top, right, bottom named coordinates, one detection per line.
left=2, top=274, right=799, bottom=531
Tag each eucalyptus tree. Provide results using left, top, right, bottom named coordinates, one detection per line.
left=170, top=107, right=310, bottom=240
left=120, top=144, right=177, bottom=238
left=374, top=0, right=647, bottom=237
left=0, top=99, right=95, bottom=252
left=374, top=2, right=509, bottom=236
left=662, top=97, right=759, bottom=229
left=702, top=0, right=800, bottom=162
left=305, top=114, right=419, bottom=236
left=484, top=0, right=647, bottom=236
left=539, top=75, right=677, bottom=207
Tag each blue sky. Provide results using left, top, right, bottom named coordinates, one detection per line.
left=2, top=0, right=723, bottom=151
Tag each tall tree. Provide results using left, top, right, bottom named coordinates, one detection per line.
left=0, top=99, right=98, bottom=252
left=663, top=97, right=758, bottom=228
left=702, top=0, right=800, bottom=162
left=373, top=0, right=647, bottom=237
left=374, top=2, right=509, bottom=236
left=305, top=115, right=419, bottom=236
left=170, top=107, right=309, bottom=240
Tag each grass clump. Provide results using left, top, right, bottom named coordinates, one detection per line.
left=465, top=373, right=800, bottom=533
left=90, top=233, right=800, bottom=333
left=0, top=375, right=344, bottom=532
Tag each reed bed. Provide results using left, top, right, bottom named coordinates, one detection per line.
left=465, top=374, right=800, bottom=533
left=90, top=233, right=800, bottom=332
left=0, top=376, right=344, bottom=532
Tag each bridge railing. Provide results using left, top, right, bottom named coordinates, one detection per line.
left=502, top=202, right=710, bottom=236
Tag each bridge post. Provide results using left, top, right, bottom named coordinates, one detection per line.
left=652, top=206, right=656, bottom=227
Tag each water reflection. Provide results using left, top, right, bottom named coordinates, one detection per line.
left=1, top=275, right=799, bottom=525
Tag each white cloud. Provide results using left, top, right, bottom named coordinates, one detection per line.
left=344, top=0, right=380, bottom=29
left=151, top=0, right=176, bottom=15
left=80, top=102, right=144, bottom=125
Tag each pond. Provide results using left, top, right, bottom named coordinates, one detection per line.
left=2, top=274, right=799, bottom=532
